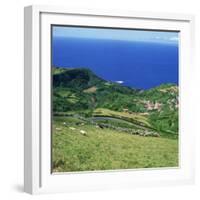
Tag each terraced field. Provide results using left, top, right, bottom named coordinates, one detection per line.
left=93, top=108, right=152, bottom=127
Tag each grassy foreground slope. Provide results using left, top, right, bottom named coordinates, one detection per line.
left=52, top=117, right=178, bottom=172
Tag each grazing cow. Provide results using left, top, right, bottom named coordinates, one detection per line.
left=98, top=124, right=104, bottom=129
left=80, top=130, right=87, bottom=136
left=144, top=132, right=151, bottom=137
left=152, top=133, right=160, bottom=137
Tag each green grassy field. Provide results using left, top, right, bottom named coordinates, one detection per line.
left=52, top=116, right=178, bottom=172
left=93, top=108, right=152, bottom=127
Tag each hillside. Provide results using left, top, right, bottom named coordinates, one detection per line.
left=52, top=66, right=179, bottom=172
left=53, top=66, right=178, bottom=137
left=52, top=116, right=178, bottom=172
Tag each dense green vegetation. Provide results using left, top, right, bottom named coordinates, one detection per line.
left=52, top=66, right=179, bottom=172
left=53, top=67, right=178, bottom=135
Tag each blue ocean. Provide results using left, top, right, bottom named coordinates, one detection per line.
left=52, top=37, right=178, bottom=89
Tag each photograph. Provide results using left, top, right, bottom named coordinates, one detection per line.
left=51, top=25, right=179, bottom=173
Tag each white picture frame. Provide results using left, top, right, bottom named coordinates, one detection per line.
left=24, top=5, right=195, bottom=194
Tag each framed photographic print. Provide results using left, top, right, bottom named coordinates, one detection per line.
left=24, top=5, right=195, bottom=194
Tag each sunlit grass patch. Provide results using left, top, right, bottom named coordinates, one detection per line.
left=52, top=117, right=178, bottom=172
